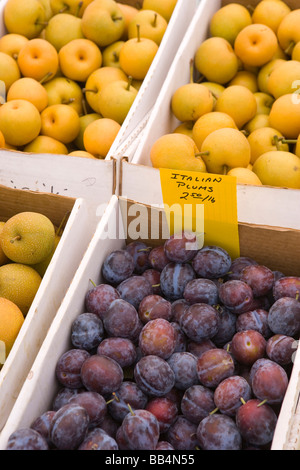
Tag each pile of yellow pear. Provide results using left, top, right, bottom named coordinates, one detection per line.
left=0, top=0, right=177, bottom=159
left=150, top=0, right=300, bottom=190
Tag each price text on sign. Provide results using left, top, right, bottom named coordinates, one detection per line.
left=160, top=168, right=240, bottom=259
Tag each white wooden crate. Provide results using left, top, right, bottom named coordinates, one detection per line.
left=0, top=195, right=300, bottom=449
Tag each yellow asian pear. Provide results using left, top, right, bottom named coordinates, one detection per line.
left=171, top=83, right=214, bottom=123
left=40, top=104, right=81, bottom=144
left=43, top=76, right=84, bottom=115
left=127, top=9, right=168, bottom=46
left=199, top=128, right=251, bottom=175
left=244, top=114, right=270, bottom=134
left=102, top=41, right=124, bottom=68
left=0, top=297, right=24, bottom=359
left=44, top=13, right=85, bottom=51
left=97, top=78, right=138, bottom=125
left=194, top=37, right=239, bottom=85
left=209, top=3, right=252, bottom=46
left=252, top=0, right=291, bottom=34
left=0, top=52, right=21, bottom=91
left=192, top=111, right=237, bottom=151
left=228, top=70, right=258, bottom=93
left=234, top=24, right=278, bottom=67
left=24, top=135, right=68, bottom=155
left=4, top=0, right=47, bottom=39
left=277, top=10, right=300, bottom=56
left=7, top=77, right=48, bottom=112
left=0, top=99, right=41, bottom=147
left=257, top=59, right=286, bottom=94
left=0, top=33, right=29, bottom=60
left=150, top=133, right=206, bottom=172
left=254, top=92, right=274, bottom=115
left=227, top=167, right=263, bottom=186
left=247, top=127, right=289, bottom=164
left=0, top=263, right=42, bottom=315
left=215, top=85, right=257, bottom=129
left=267, top=60, right=300, bottom=99
left=252, top=151, right=300, bottom=189
left=292, top=42, right=300, bottom=61
left=269, top=94, right=300, bottom=139
left=142, top=0, right=177, bottom=22
left=59, top=39, right=102, bottom=83
left=84, top=67, right=128, bottom=114
left=119, top=36, right=158, bottom=80
left=81, top=0, right=125, bottom=48
left=83, top=118, right=121, bottom=159
left=17, top=38, right=59, bottom=83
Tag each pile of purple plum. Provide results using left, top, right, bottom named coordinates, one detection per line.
left=6, top=232, right=300, bottom=450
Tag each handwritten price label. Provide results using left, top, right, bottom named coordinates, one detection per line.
left=160, top=168, right=240, bottom=259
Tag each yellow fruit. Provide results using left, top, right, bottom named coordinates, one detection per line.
left=269, top=94, right=300, bottom=139
left=142, top=0, right=177, bottom=22
left=171, top=83, right=214, bottom=122
left=247, top=127, right=289, bottom=164
left=0, top=33, right=29, bottom=60
left=17, top=38, right=59, bottom=83
left=40, top=104, right=81, bottom=144
left=83, top=118, right=121, bottom=159
left=244, top=114, right=270, bottom=134
left=0, top=263, right=42, bottom=315
left=234, top=24, right=278, bottom=67
left=252, top=151, right=300, bottom=189
left=24, top=135, right=69, bottom=155
left=150, top=133, right=206, bottom=172
left=0, top=297, right=24, bottom=361
left=277, top=9, right=300, bottom=55
left=199, top=128, right=251, bottom=175
left=7, top=77, right=48, bottom=112
left=58, top=38, right=103, bottom=83
left=252, top=0, right=291, bottom=33
left=0, top=99, right=41, bottom=147
left=0, top=52, right=21, bottom=91
left=267, top=60, right=300, bottom=99
left=209, top=3, right=252, bottom=46
left=227, top=167, right=263, bottom=186
left=257, top=59, right=286, bottom=94
left=0, top=211, right=55, bottom=265
left=215, top=85, right=257, bottom=129
left=127, top=9, right=168, bottom=46
left=119, top=36, right=158, bottom=80
left=192, top=111, right=237, bottom=151
left=228, top=70, right=258, bottom=93
left=194, top=37, right=239, bottom=85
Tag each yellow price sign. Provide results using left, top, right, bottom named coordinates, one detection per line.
left=160, top=168, right=240, bottom=259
